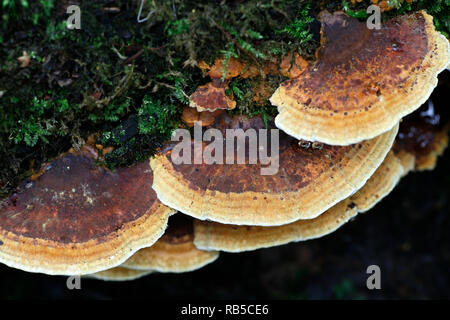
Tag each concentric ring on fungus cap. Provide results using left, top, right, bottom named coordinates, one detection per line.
left=0, top=146, right=175, bottom=275
left=121, top=214, right=218, bottom=273
left=193, top=106, right=450, bottom=253
left=270, top=10, right=450, bottom=146
left=193, top=150, right=412, bottom=253
left=151, top=113, right=398, bottom=226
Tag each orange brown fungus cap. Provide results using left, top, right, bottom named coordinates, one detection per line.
left=0, top=146, right=174, bottom=275
left=349, top=150, right=408, bottom=213
left=181, top=107, right=224, bottom=127
left=251, top=80, right=275, bottom=106
left=198, top=57, right=281, bottom=80
left=279, top=52, right=308, bottom=79
left=270, top=11, right=450, bottom=146
left=194, top=199, right=358, bottom=252
left=122, top=214, right=218, bottom=273
left=198, top=57, right=243, bottom=80
left=194, top=149, right=410, bottom=253
left=239, top=63, right=261, bottom=79
left=363, top=0, right=414, bottom=13
left=189, top=80, right=236, bottom=112
left=151, top=113, right=397, bottom=226
left=239, top=60, right=280, bottom=79
left=393, top=100, right=449, bottom=171
left=87, top=267, right=153, bottom=282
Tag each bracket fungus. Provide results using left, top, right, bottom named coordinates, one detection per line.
left=193, top=108, right=449, bottom=253
left=198, top=58, right=244, bottom=80
left=0, top=146, right=174, bottom=275
left=279, top=52, right=309, bottom=79
left=1, top=4, right=448, bottom=284
left=88, top=267, right=153, bottom=282
left=121, top=214, right=218, bottom=273
left=193, top=150, right=412, bottom=253
left=393, top=100, right=449, bottom=171
left=194, top=199, right=357, bottom=253
left=270, top=11, right=450, bottom=146
left=151, top=113, right=397, bottom=226
left=349, top=150, right=409, bottom=213
left=189, top=80, right=236, bottom=112
left=181, top=107, right=224, bottom=128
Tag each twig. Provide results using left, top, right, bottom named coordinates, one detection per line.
left=112, top=46, right=127, bottom=60
left=122, top=45, right=169, bottom=65
left=122, top=49, right=144, bottom=65
left=155, top=81, right=189, bottom=99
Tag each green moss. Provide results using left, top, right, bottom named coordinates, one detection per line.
left=10, top=97, right=78, bottom=147
left=332, top=279, right=363, bottom=300
left=1, top=0, right=55, bottom=26
left=165, top=19, right=190, bottom=37
left=227, top=76, right=281, bottom=127
left=276, top=4, right=315, bottom=44
left=98, top=95, right=181, bottom=169
left=341, top=0, right=449, bottom=36
left=342, top=1, right=369, bottom=19
left=137, top=97, right=180, bottom=137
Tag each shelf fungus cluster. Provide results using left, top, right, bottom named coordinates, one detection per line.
left=270, top=10, right=450, bottom=146
left=0, top=145, right=175, bottom=275
left=1, top=10, right=449, bottom=280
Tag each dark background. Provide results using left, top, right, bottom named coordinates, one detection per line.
left=1, top=149, right=449, bottom=300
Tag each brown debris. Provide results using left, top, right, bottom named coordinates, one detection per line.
left=279, top=52, right=308, bottom=79
left=181, top=107, right=224, bottom=127
left=199, top=58, right=243, bottom=80
left=189, top=80, right=236, bottom=112
left=17, top=51, right=31, bottom=68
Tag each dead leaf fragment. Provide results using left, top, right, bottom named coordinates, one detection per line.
left=17, top=51, right=30, bottom=68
